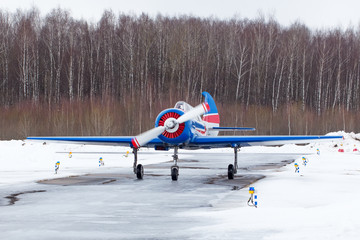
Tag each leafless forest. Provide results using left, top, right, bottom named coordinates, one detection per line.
left=1, top=8, right=359, bottom=139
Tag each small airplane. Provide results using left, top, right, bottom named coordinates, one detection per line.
left=27, top=92, right=342, bottom=181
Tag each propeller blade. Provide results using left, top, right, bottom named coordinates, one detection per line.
left=131, top=126, right=166, bottom=149
left=176, top=102, right=210, bottom=124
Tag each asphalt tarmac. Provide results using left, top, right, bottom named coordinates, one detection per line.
left=0, top=152, right=303, bottom=239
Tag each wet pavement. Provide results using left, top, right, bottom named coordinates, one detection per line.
left=0, top=151, right=304, bottom=239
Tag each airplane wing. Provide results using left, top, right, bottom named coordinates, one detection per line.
left=27, top=135, right=342, bottom=148
left=188, top=135, right=342, bottom=148
left=26, top=136, right=162, bottom=147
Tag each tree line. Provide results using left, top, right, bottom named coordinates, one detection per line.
left=0, top=8, right=359, bottom=139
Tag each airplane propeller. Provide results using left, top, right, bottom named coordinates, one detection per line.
left=131, top=102, right=210, bottom=149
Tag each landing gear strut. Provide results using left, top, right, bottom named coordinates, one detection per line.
left=133, top=148, right=144, bottom=179
left=228, top=146, right=239, bottom=179
left=171, top=147, right=179, bottom=181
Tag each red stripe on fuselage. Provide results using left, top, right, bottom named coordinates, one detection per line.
left=202, top=114, right=220, bottom=123
left=196, top=129, right=206, bottom=135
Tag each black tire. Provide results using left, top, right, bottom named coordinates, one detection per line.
left=136, top=164, right=144, bottom=179
left=228, top=164, right=234, bottom=180
left=171, top=167, right=179, bottom=181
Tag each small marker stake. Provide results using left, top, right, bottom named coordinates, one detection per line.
left=55, top=161, right=60, bottom=174
left=294, top=163, right=299, bottom=173
left=247, top=187, right=258, bottom=208
left=302, top=157, right=308, bottom=166
left=99, top=157, right=104, bottom=167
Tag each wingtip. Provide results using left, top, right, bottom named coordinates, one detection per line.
left=131, top=138, right=140, bottom=149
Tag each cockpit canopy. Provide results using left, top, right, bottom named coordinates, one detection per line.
left=174, top=101, right=193, bottom=112
left=174, top=101, right=202, bottom=122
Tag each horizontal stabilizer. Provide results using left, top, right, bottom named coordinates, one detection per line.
left=209, top=127, right=256, bottom=131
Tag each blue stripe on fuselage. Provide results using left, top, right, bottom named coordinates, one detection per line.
left=192, top=121, right=205, bottom=130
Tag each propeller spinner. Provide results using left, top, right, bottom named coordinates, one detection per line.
left=131, top=102, right=210, bottom=149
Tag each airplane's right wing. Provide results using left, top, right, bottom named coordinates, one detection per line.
left=26, top=136, right=163, bottom=148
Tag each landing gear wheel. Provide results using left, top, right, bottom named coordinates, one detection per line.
left=136, top=164, right=144, bottom=179
left=171, top=166, right=179, bottom=181
left=228, top=164, right=234, bottom=180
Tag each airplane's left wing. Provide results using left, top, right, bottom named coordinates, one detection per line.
left=188, top=135, right=342, bottom=148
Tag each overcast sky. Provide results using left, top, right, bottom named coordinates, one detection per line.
left=0, top=0, right=359, bottom=30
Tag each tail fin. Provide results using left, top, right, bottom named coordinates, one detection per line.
left=202, top=92, right=220, bottom=136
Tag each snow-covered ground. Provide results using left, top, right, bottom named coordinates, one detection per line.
left=185, top=132, right=360, bottom=239
left=0, top=131, right=359, bottom=239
